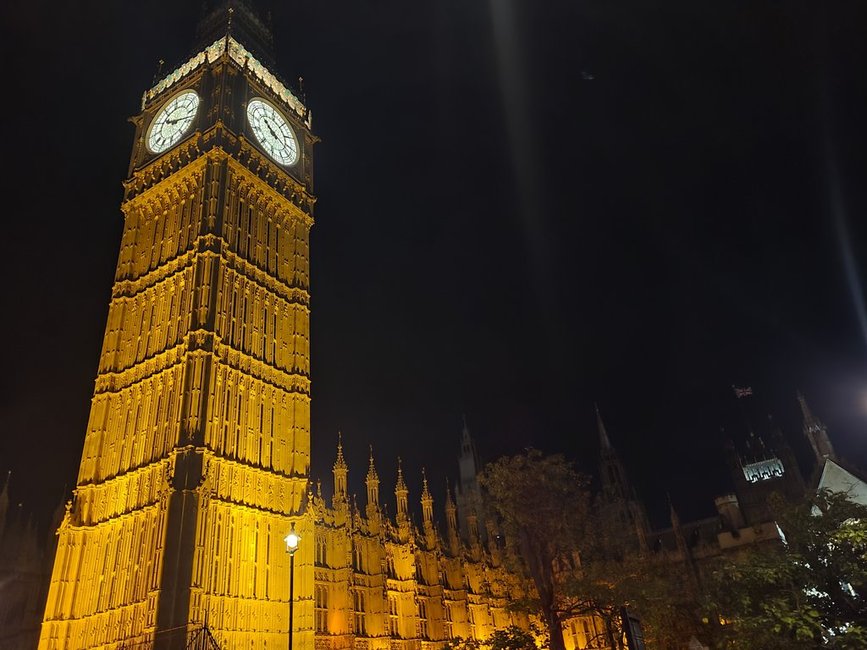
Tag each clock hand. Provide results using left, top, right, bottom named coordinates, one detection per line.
left=264, top=119, right=281, bottom=141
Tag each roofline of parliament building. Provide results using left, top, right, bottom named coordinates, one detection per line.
left=0, top=2, right=862, bottom=649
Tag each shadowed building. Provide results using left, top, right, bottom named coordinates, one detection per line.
left=0, top=475, right=62, bottom=650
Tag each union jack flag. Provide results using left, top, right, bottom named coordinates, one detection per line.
left=733, top=385, right=753, bottom=398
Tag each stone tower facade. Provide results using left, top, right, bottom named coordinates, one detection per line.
left=39, top=3, right=315, bottom=648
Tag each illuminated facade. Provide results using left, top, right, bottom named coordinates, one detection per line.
left=308, top=437, right=536, bottom=650
left=33, top=3, right=843, bottom=650
left=40, top=4, right=315, bottom=648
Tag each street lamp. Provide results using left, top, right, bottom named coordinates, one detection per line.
left=284, top=524, right=300, bottom=650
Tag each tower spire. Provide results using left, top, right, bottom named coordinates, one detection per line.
left=421, top=468, right=432, bottom=500
left=333, top=431, right=348, bottom=503
left=421, top=468, right=434, bottom=534
left=797, top=391, right=836, bottom=465
left=595, top=402, right=612, bottom=451
left=598, top=405, right=627, bottom=499
left=193, top=0, right=277, bottom=68
left=366, top=446, right=380, bottom=506
left=394, top=456, right=409, bottom=538
left=444, top=479, right=460, bottom=555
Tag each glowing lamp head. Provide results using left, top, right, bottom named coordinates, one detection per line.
left=284, top=526, right=300, bottom=554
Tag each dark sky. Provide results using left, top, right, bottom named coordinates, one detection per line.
left=1, top=0, right=866, bottom=531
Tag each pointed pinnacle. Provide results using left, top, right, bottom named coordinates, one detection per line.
left=366, top=445, right=378, bottom=481
left=595, top=403, right=612, bottom=450
left=421, top=468, right=431, bottom=498
left=668, top=493, right=681, bottom=527
left=461, top=414, right=471, bottom=441
left=396, top=457, right=407, bottom=491
left=445, top=478, right=455, bottom=506
left=334, top=431, right=347, bottom=470
left=797, top=390, right=816, bottom=423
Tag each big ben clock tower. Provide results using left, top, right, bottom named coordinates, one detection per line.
left=40, top=2, right=315, bottom=648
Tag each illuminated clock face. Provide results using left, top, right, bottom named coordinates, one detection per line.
left=247, top=98, right=299, bottom=166
left=147, top=90, right=199, bottom=153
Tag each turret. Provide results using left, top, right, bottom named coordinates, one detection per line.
left=333, top=432, right=348, bottom=504
left=714, top=494, right=745, bottom=531
left=444, top=480, right=460, bottom=555
left=596, top=405, right=650, bottom=549
left=366, top=446, right=380, bottom=527
left=486, top=519, right=502, bottom=565
left=768, top=414, right=805, bottom=493
left=421, top=469, right=437, bottom=549
left=420, top=468, right=434, bottom=529
left=456, top=417, right=485, bottom=544
left=458, top=415, right=478, bottom=487
left=466, top=510, right=480, bottom=548
left=798, top=391, right=836, bottom=466
left=597, top=402, right=613, bottom=452
left=395, top=458, right=409, bottom=522
left=724, top=417, right=805, bottom=526
left=597, top=404, right=628, bottom=500
left=669, top=496, right=700, bottom=591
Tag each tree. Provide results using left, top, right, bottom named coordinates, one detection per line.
left=706, top=489, right=867, bottom=649
left=442, top=638, right=483, bottom=650
left=479, top=449, right=592, bottom=650
left=488, top=625, right=540, bottom=650
left=443, top=626, right=538, bottom=650
left=564, top=493, right=703, bottom=649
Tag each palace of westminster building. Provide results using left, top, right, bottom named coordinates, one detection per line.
left=1, top=2, right=863, bottom=649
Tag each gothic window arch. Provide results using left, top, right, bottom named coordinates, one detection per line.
left=315, top=585, right=328, bottom=632
left=353, top=589, right=366, bottom=636
left=389, top=595, right=399, bottom=637
left=418, top=599, right=428, bottom=639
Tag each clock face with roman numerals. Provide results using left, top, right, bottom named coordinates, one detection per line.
left=247, top=98, right=299, bottom=166
left=147, top=90, right=199, bottom=154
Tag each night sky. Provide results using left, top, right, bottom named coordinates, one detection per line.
left=2, top=0, right=867, bottom=532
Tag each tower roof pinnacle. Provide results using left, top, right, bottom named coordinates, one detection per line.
left=421, top=468, right=432, bottom=500
left=797, top=390, right=836, bottom=463
left=366, top=445, right=379, bottom=482
left=334, top=431, right=347, bottom=471
left=194, top=0, right=276, bottom=68
left=797, top=390, right=824, bottom=431
left=396, top=457, right=407, bottom=492
left=668, top=493, right=681, bottom=529
left=595, top=403, right=612, bottom=451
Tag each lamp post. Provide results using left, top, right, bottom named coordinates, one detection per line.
left=284, top=524, right=300, bottom=650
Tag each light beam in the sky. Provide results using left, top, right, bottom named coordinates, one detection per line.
left=488, top=0, right=560, bottom=352
left=827, top=148, right=867, bottom=353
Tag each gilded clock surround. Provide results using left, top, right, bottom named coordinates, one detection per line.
left=247, top=97, right=299, bottom=166
left=147, top=90, right=201, bottom=154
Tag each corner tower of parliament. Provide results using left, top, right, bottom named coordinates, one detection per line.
left=36, top=3, right=533, bottom=649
